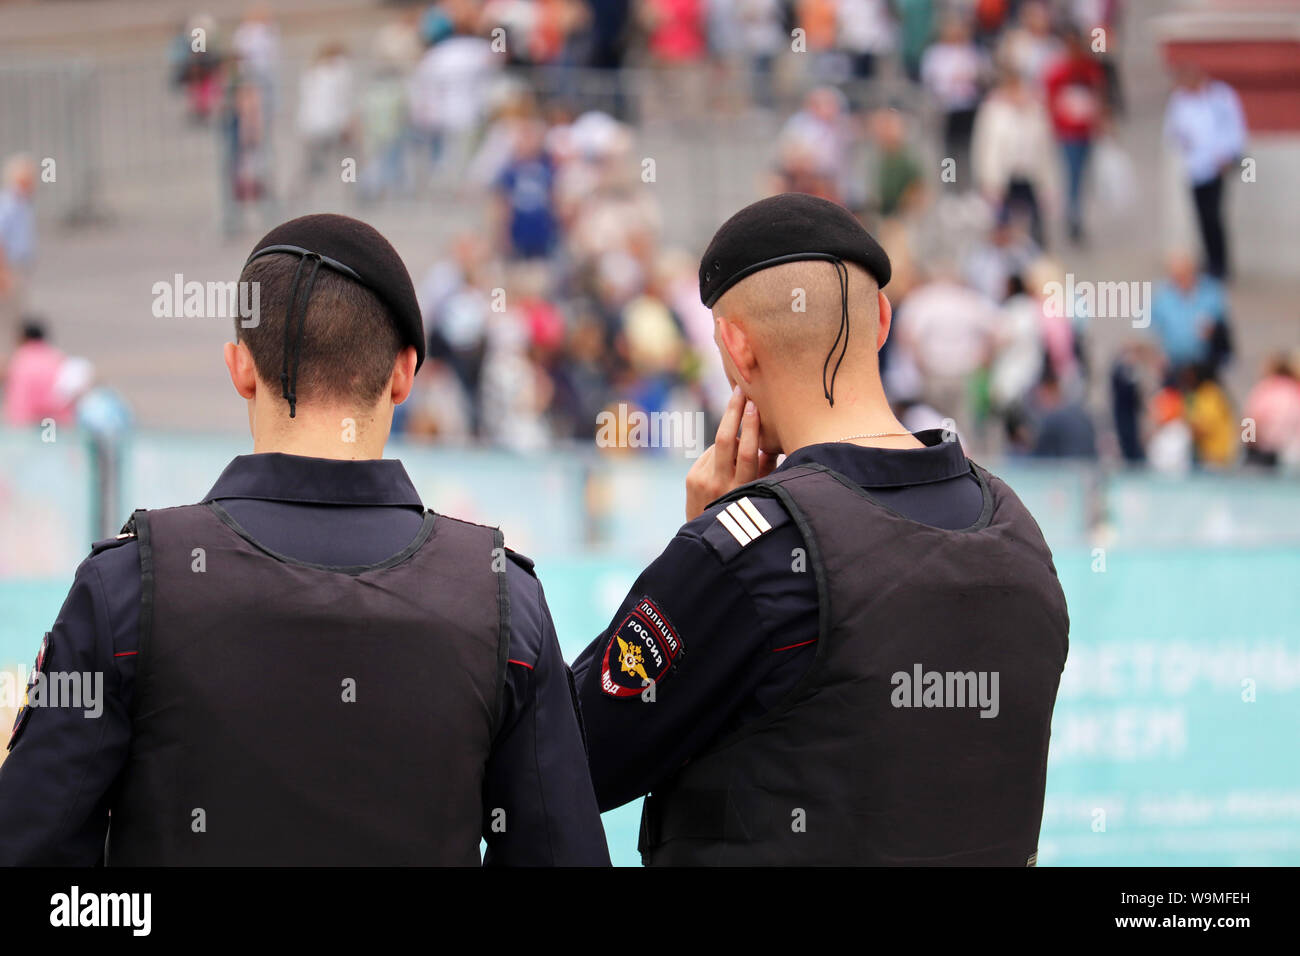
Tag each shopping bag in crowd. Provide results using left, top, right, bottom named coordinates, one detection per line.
left=1092, top=136, right=1138, bottom=215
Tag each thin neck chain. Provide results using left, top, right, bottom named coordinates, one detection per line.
left=837, top=432, right=914, bottom=442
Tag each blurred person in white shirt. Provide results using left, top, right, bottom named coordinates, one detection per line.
left=779, top=87, right=855, bottom=206
left=231, top=3, right=280, bottom=93
left=838, top=0, right=895, bottom=86
left=996, top=0, right=1062, bottom=87
left=409, top=30, right=499, bottom=183
left=962, top=216, right=1041, bottom=304
left=972, top=63, right=1058, bottom=247
left=921, top=15, right=987, bottom=181
left=297, top=43, right=354, bottom=185
left=373, top=7, right=424, bottom=71
left=895, top=267, right=1001, bottom=445
left=989, top=273, right=1047, bottom=417
left=733, top=0, right=785, bottom=109
left=1163, top=63, right=1246, bottom=280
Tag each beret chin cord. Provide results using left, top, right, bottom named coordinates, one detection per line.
left=279, top=252, right=324, bottom=419
left=823, top=257, right=850, bottom=408
left=245, top=242, right=363, bottom=419
left=705, top=250, right=853, bottom=408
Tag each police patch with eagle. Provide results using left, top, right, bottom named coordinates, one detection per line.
left=8, top=632, right=50, bottom=751
left=599, top=597, right=683, bottom=698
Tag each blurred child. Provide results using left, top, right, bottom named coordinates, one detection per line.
left=1183, top=364, right=1237, bottom=468
left=1147, top=385, right=1192, bottom=475
left=1243, top=352, right=1300, bottom=468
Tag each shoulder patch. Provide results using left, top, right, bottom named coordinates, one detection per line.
left=599, top=597, right=684, bottom=699
left=701, top=495, right=791, bottom=564
left=7, top=632, right=50, bottom=751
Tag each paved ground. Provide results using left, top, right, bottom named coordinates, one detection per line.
left=2, top=0, right=1296, bottom=435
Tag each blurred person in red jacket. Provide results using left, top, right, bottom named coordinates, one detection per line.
left=639, top=0, right=708, bottom=119
left=1044, top=29, right=1106, bottom=243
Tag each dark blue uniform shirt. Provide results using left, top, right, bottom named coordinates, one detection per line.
left=573, top=430, right=983, bottom=812
left=0, top=453, right=609, bottom=866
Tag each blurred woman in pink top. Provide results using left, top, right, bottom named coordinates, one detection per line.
left=2, top=320, right=77, bottom=426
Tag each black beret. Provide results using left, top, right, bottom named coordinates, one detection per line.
left=245, top=213, right=424, bottom=371
left=698, top=193, right=892, bottom=308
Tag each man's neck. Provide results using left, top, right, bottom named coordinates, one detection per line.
left=251, top=406, right=388, bottom=460
left=772, top=384, right=922, bottom=456
left=252, top=436, right=386, bottom=460
left=781, top=420, right=923, bottom=456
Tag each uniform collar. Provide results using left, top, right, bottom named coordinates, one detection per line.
left=203, top=453, right=424, bottom=508
left=778, top=429, right=971, bottom=488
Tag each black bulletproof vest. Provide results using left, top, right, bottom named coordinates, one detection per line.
left=106, top=502, right=508, bottom=866
left=640, top=462, right=1069, bottom=866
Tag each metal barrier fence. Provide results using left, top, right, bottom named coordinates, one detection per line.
left=0, top=60, right=100, bottom=223
left=0, top=52, right=931, bottom=239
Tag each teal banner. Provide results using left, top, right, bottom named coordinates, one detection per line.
left=2, top=431, right=1297, bottom=865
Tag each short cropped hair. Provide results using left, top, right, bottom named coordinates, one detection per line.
left=236, top=253, right=404, bottom=407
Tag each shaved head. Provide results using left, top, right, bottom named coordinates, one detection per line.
left=697, top=197, right=907, bottom=456
left=714, top=259, right=880, bottom=366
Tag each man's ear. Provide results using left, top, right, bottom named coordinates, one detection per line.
left=224, top=340, right=258, bottom=400
left=716, top=315, right=757, bottom=386
left=876, top=290, right=893, bottom=351
left=389, top=345, right=418, bottom=405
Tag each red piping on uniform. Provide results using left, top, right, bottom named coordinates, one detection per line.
left=113, top=651, right=138, bottom=657
left=771, top=639, right=818, bottom=653
left=507, top=658, right=534, bottom=670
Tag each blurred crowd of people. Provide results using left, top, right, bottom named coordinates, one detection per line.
left=398, top=104, right=725, bottom=451
left=7, top=0, right=1293, bottom=474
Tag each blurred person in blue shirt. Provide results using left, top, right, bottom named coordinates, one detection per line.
left=493, top=120, right=559, bottom=260
left=0, top=154, right=37, bottom=319
left=1149, top=249, right=1231, bottom=379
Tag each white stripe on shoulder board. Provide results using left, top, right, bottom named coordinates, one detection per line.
left=716, top=508, right=752, bottom=546
left=726, top=502, right=762, bottom=540
left=737, top=497, right=772, bottom=533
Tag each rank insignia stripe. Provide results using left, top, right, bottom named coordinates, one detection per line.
left=599, top=597, right=685, bottom=698
left=717, top=507, right=752, bottom=546
left=737, top=496, right=772, bottom=532
left=727, top=501, right=762, bottom=539
left=699, top=493, right=792, bottom=564
left=717, top=496, right=774, bottom=547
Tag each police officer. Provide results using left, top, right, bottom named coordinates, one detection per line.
left=573, top=193, right=1069, bottom=865
left=0, top=214, right=609, bottom=866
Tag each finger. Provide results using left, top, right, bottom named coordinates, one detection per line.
left=685, top=446, right=715, bottom=520
left=689, top=445, right=714, bottom=476
left=757, top=450, right=778, bottom=479
left=713, top=386, right=745, bottom=474
left=734, top=401, right=760, bottom=485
